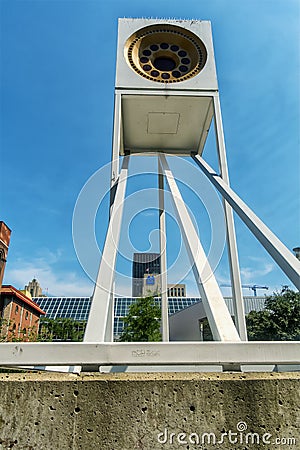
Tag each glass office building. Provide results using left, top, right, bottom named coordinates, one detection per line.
left=132, top=252, right=161, bottom=297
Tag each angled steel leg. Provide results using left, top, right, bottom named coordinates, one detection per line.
left=213, top=94, right=247, bottom=340
left=158, top=157, right=169, bottom=341
left=46, top=94, right=126, bottom=373
left=159, top=154, right=240, bottom=342
left=84, top=156, right=130, bottom=342
left=193, top=155, right=300, bottom=289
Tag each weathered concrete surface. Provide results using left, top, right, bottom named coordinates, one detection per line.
left=0, top=371, right=299, bottom=449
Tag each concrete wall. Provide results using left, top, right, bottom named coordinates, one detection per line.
left=0, top=371, right=299, bottom=449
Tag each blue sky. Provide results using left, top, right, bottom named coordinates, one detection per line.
left=1, top=0, right=299, bottom=297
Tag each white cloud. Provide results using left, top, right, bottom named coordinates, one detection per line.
left=3, top=251, right=278, bottom=300
left=4, top=256, right=93, bottom=297
left=240, top=262, right=275, bottom=284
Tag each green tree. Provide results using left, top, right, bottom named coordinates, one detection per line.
left=119, top=296, right=162, bottom=342
left=39, top=318, right=86, bottom=341
left=246, top=289, right=300, bottom=341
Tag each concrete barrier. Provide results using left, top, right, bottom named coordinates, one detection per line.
left=0, top=372, right=299, bottom=449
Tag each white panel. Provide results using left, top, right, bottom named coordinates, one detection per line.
left=148, top=113, right=180, bottom=134
left=121, top=94, right=213, bottom=154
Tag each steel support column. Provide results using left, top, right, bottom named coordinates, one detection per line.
left=159, top=154, right=240, bottom=342
left=213, top=94, right=247, bottom=340
left=158, top=157, right=169, bottom=341
left=84, top=156, right=130, bottom=342
left=110, top=92, right=121, bottom=187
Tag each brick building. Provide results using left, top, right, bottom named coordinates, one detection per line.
left=0, top=221, right=11, bottom=289
left=0, top=285, right=45, bottom=341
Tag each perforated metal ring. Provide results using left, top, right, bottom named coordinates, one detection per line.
left=124, top=24, right=207, bottom=83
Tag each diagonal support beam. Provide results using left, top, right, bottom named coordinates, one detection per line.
left=193, top=155, right=300, bottom=289
left=84, top=156, right=130, bottom=342
left=159, top=154, right=240, bottom=342
left=213, top=95, right=247, bottom=341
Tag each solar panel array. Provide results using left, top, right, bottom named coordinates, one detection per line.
left=34, top=296, right=201, bottom=337
left=34, top=296, right=265, bottom=338
left=34, top=297, right=91, bottom=321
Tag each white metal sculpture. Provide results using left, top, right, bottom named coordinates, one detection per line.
left=1, top=18, right=299, bottom=371
left=84, top=18, right=299, bottom=347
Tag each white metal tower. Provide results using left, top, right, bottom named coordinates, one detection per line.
left=83, top=18, right=300, bottom=347
left=1, top=19, right=299, bottom=372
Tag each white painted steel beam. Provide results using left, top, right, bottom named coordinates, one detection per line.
left=117, top=89, right=218, bottom=97
left=193, top=155, right=300, bottom=290
left=159, top=154, right=240, bottom=342
left=112, top=92, right=122, bottom=165
left=213, top=95, right=247, bottom=341
left=84, top=157, right=130, bottom=342
left=158, top=159, right=169, bottom=341
left=0, top=342, right=299, bottom=366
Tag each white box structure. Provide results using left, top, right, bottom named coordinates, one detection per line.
left=115, top=19, right=217, bottom=156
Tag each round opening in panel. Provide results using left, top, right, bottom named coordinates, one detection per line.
left=153, top=56, right=177, bottom=71
left=124, top=23, right=207, bottom=83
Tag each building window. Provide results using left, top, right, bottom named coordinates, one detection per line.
left=15, top=305, right=19, bottom=314
left=25, top=311, right=29, bottom=320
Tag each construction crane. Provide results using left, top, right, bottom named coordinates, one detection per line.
left=242, top=284, right=269, bottom=296
left=221, top=284, right=269, bottom=296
